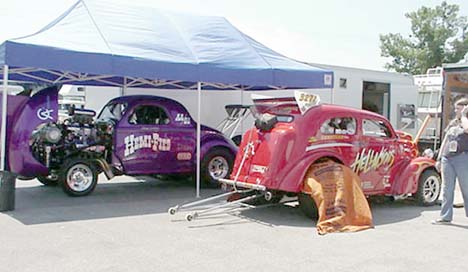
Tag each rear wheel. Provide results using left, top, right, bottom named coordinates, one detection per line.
left=37, top=176, right=58, bottom=186
left=298, top=193, right=319, bottom=220
left=415, top=169, right=441, bottom=206
left=59, top=158, right=98, bottom=197
left=201, top=148, right=234, bottom=187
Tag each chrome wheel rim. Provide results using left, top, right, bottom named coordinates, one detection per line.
left=66, top=164, right=94, bottom=192
left=208, top=156, right=229, bottom=180
left=423, top=175, right=440, bottom=203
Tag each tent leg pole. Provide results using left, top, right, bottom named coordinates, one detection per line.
left=240, top=87, right=244, bottom=136
left=122, top=76, right=127, bottom=96
left=196, top=82, right=202, bottom=198
left=331, top=87, right=334, bottom=104
left=1, top=65, right=9, bottom=171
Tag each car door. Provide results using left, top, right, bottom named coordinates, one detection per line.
left=115, top=103, right=189, bottom=175
left=353, top=117, right=400, bottom=194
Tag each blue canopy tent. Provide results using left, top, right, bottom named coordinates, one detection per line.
left=0, top=0, right=333, bottom=196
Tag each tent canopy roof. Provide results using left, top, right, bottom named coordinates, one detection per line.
left=0, top=0, right=333, bottom=90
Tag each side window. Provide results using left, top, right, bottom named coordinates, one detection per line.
left=128, top=105, right=170, bottom=125
left=362, top=119, right=392, bottom=138
left=320, top=117, right=356, bottom=135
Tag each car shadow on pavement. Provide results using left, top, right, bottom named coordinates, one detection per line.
left=5, top=176, right=220, bottom=225
left=367, top=197, right=440, bottom=226
left=6, top=178, right=442, bottom=228
left=214, top=197, right=442, bottom=229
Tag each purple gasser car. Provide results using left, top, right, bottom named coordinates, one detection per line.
left=2, top=86, right=237, bottom=196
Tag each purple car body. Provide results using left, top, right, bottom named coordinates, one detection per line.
left=106, top=95, right=236, bottom=174
left=4, top=86, right=59, bottom=177
left=1, top=87, right=237, bottom=196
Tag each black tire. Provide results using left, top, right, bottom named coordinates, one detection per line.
left=59, top=158, right=98, bottom=197
left=415, top=169, right=441, bottom=206
left=201, top=148, right=234, bottom=187
left=298, top=193, right=319, bottom=220
left=37, top=176, right=58, bottom=186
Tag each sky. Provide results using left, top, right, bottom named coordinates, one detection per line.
left=0, top=0, right=467, bottom=72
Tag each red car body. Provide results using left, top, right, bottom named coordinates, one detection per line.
left=228, top=98, right=439, bottom=204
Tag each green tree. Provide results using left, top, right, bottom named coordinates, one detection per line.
left=380, top=1, right=468, bottom=75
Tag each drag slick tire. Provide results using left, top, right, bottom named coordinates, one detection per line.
left=37, top=176, right=58, bottom=186
left=298, top=193, right=319, bottom=220
left=415, top=169, right=441, bottom=206
left=60, top=158, right=98, bottom=197
left=201, top=148, right=234, bottom=187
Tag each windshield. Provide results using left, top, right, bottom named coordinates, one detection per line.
left=98, top=102, right=127, bottom=120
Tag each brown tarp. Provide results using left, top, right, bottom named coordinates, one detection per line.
left=303, top=161, right=373, bottom=235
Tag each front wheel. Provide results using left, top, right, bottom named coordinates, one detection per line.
left=201, top=148, right=234, bottom=187
left=59, top=158, right=98, bottom=197
left=415, top=169, right=441, bottom=206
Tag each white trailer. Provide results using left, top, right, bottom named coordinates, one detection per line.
left=80, top=64, right=419, bottom=139
left=310, top=63, right=419, bottom=136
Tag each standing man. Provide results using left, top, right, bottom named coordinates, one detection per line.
left=433, top=98, right=468, bottom=224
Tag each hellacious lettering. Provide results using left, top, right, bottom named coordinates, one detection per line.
left=351, top=148, right=395, bottom=174
left=124, top=133, right=171, bottom=157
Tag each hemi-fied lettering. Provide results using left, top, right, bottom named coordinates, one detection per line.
left=124, top=133, right=171, bottom=157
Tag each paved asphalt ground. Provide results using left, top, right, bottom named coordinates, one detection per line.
left=1, top=175, right=467, bottom=272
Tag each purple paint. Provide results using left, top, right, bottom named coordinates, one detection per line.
left=2, top=90, right=236, bottom=185
left=107, top=95, right=237, bottom=174
left=2, top=86, right=59, bottom=176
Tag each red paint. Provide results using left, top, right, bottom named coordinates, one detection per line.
left=231, top=104, right=435, bottom=196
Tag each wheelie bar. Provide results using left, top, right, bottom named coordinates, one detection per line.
left=168, top=190, right=241, bottom=216
left=168, top=135, right=268, bottom=221
left=184, top=193, right=264, bottom=222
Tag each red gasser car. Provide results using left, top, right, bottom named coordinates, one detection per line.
left=219, top=92, right=441, bottom=217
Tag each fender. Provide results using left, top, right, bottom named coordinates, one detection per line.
left=7, top=86, right=59, bottom=176
left=200, top=132, right=237, bottom=160
left=391, top=157, right=436, bottom=195
left=276, top=149, right=345, bottom=193
left=93, top=157, right=115, bottom=180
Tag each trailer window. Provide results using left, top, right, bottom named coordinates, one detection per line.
left=418, top=91, right=441, bottom=108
